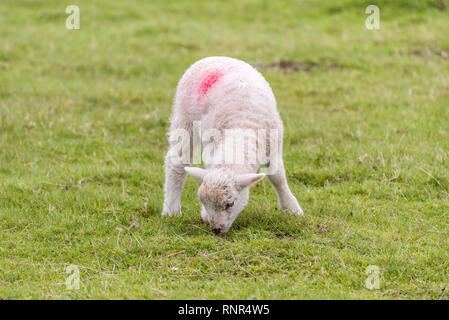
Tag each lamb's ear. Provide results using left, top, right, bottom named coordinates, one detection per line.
left=184, top=167, right=207, bottom=181
left=236, top=173, right=265, bottom=190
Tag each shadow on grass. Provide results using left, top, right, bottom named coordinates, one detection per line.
left=158, top=207, right=314, bottom=240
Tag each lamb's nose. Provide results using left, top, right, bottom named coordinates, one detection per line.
left=211, top=227, right=222, bottom=235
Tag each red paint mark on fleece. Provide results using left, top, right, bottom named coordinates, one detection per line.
left=198, top=71, right=224, bottom=98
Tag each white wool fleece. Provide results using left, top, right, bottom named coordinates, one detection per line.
left=162, top=56, right=303, bottom=235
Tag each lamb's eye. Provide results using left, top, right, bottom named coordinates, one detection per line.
left=225, top=201, right=235, bottom=209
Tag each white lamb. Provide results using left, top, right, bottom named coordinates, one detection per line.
left=162, top=56, right=303, bottom=235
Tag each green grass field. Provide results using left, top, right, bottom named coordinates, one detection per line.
left=1, top=0, right=449, bottom=299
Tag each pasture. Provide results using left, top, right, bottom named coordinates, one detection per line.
left=0, top=0, right=448, bottom=299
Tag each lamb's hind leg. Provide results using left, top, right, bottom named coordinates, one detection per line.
left=162, top=117, right=192, bottom=216
left=267, top=160, right=304, bottom=216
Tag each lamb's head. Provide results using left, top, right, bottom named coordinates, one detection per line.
left=184, top=167, right=265, bottom=235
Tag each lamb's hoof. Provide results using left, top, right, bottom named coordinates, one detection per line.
left=285, top=206, right=304, bottom=216
left=162, top=207, right=182, bottom=216
left=201, top=216, right=210, bottom=225
left=201, top=207, right=210, bottom=225
left=281, top=197, right=304, bottom=216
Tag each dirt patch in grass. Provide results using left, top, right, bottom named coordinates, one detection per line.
left=436, top=0, right=448, bottom=11
left=408, top=48, right=449, bottom=60
left=257, top=60, right=342, bottom=73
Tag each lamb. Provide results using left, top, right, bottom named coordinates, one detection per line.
left=162, top=56, right=303, bottom=235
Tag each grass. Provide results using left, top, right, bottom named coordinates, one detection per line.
left=0, top=0, right=449, bottom=299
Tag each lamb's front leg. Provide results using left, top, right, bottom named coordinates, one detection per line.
left=201, top=205, right=210, bottom=225
left=162, top=113, right=193, bottom=216
left=162, top=156, right=187, bottom=216
left=267, top=160, right=304, bottom=216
